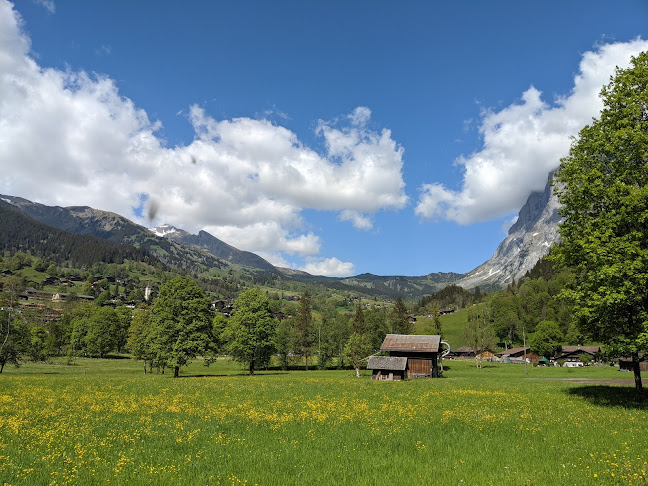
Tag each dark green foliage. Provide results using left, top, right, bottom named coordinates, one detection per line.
left=418, top=284, right=480, bottom=311
left=530, top=320, right=563, bottom=358
left=223, top=288, right=277, bottom=375
left=389, top=297, right=412, bottom=334
left=0, top=309, right=28, bottom=372
left=552, top=51, right=648, bottom=398
left=150, top=277, right=214, bottom=377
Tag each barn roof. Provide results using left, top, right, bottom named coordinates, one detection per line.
left=560, top=346, right=600, bottom=354
left=380, top=334, right=441, bottom=353
left=367, top=356, right=408, bottom=371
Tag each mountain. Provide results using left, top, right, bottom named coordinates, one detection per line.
left=457, top=174, right=561, bottom=290
left=0, top=199, right=155, bottom=267
left=1, top=182, right=563, bottom=297
left=151, top=224, right=277, bottom=272
left=0, top=195, right=231, bottom=273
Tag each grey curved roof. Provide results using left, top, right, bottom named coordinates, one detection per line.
left=367, top=356, right=408, bottom=371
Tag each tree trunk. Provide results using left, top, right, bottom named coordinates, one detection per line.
left=0, top=360, right=4, bottom=373
left=354, top=363, right=360, bottom=378
left=174, top=366, right=180, bottom=378
left=633, top=358, right=644, bottom=402
left=144, top=362, right=147, bottom=374
left=249, top=359, right=255, bottom=376
left=305, top=355, right=308, bottom=371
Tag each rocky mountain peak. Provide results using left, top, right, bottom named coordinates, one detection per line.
left=458, top=173, right=562, bottom=289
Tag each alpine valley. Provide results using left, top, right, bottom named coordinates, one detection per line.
left=0, top=175, right=560, bottom=299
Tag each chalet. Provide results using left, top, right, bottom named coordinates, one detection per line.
left=555, top=346, right=600, bottom=362
left=450, top=346, right=476, bottom=358
left=619, top=358, right=648, bottom=372
left=497, top=347, right=541, bottom=364
left=375, top=334, right=444, bottom=379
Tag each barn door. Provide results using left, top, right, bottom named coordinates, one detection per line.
left=409, top=359, right=432, bottom=377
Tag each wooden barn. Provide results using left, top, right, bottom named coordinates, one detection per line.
left=372, top=334, right=443, bottom=379
left=367, top=356, right=407, bottom=380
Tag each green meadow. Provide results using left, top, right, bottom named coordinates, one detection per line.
left=1, top=359, right=647, bottom=485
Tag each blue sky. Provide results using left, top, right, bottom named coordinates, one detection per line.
left=1, top=0, right=647, bottom=277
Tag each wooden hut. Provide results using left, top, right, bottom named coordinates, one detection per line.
left=379, top=334, right=442, bottom=378
left=367, top=356, right=407, bottom=381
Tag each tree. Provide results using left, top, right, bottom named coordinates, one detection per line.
left=424, top=301, right=442, bottom=336
left=222, top=288, right=276, bottom=375
left=552, top=52, right=648, bottom=399
left=530, top=320, right=563, bottom=358
left=0, top=309, right=28, bottom=372
left=274, top=317, right=296, bottom=371
left=294, top=291, right=313, bottom=370
left=86, top=307, right=120, bottom=358
left=150, top=277, right=214, bottom=378
left=343, top=332, right=372, bottom=378
left=344, top=304, right=373, bottom=377
left=389, top=297, right=412, bottom=334
left=465, top=307, right=495, bottom=369
left=127, top=308, right=155, bottom=373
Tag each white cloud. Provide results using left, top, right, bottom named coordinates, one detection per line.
left=300, top=257, right=356, bottom=277
left=0, top=1, right=408, bottom=270
left=415, top=39, right=648, bottom=225
left=34, top=0, right=55, bottom=14
left=339, top=209, right=373, bottom=231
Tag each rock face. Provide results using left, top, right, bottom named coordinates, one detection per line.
left=458, top=174, right=562, bottom=289
left=150, top=224, right=277, bottom=272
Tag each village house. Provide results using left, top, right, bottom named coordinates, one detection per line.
left=555, top=345, right=601, bottom=363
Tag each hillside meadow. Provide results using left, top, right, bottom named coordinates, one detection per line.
left=1, top=358, right=647, bottom=485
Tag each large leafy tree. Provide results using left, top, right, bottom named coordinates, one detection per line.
left=150, top=277, right=214, bottom=378
left=530, top=320, right=563, bottom=359
left=553, top=51, right=648, bottom=398
left=223, top=288, right=276, bottom=375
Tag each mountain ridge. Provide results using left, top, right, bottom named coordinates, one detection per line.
left=1, top=182, right=562, bottom=296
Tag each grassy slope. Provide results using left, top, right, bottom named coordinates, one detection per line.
left=415, top=306, right=477, bottom=348
left=1, top=358, right=646, bottom=485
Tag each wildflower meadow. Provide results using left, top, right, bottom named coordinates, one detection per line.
left=1, top=359, right=647, bottom=485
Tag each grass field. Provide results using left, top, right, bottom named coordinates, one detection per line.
left=1, top=358, right=647, bottom=485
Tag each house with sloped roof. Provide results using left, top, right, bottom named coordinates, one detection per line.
left=371, top=334, right=443, bottom=379
left=555, top=345, right=601, bottom=362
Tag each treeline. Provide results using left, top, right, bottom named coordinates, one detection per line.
left=416, top=284, right=484, bottom=312
left=0, top=275, right=424, bottom=376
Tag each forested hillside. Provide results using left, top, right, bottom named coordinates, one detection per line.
left=0, top=200, right=157, bottom=268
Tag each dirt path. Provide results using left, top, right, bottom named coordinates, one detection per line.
left=528, top=377, right=636, bottom=386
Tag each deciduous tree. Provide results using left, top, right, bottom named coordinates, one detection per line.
left=553, top=51, right=648, bottom=399
left=150, top=277, right=214, bottom=378
left=223, top=288, right=276, bottom=375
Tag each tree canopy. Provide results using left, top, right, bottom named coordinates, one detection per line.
left=553, top=51, right=648, bottom=398
left=222, top=288, right=276, bottom=375
left=150, top=277, right=214, bottom=377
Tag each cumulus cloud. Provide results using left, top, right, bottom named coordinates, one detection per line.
left=339, top=209, right=373, bottom=231
left=300, top=257, right=356, bottom=277
left=0, top=1, right=409, bottom=276
left=415, top=39, right=648, bottom=225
